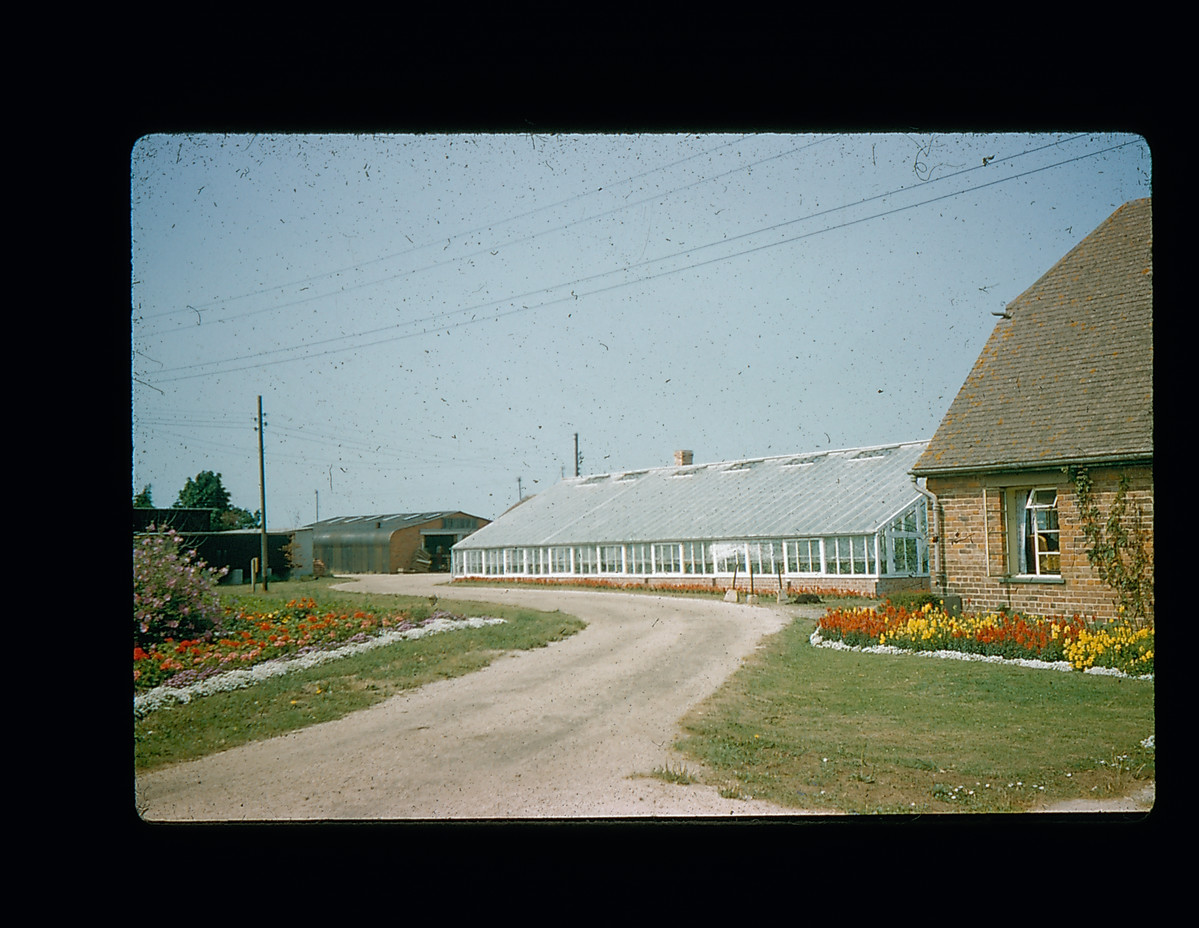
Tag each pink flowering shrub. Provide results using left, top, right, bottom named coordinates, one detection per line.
left=133, top=525, right=228, bottom=649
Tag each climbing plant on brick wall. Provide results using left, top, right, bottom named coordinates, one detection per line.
left=1071, top=467, right=1154, bottom=627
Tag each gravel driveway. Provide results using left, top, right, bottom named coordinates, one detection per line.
left=135, top=575, right=807, bottom=821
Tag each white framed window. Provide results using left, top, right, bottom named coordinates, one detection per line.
left=653, top=543, right=681, bottom=573
left=573, top=545, right=597, bottom=574
left=549, top=546, right=571, bottom=574
left=748, top=541, right=783, bottom=575
left=1023, top=488, right=1061, bottom=576
left=712, top=542, right=746, bottom=574
left=682, top=541, right=712, bottom=574
left=881, top=502, right=928, bottom=576
left=785, top=539, right=821, bottom=573
left=824, top=536, right=876, bottom=575
left=996, top=486, right=1062, bottom=577
left=599, top=545, right=623, bottom=574
left=627, top=543, right=652, bottom=574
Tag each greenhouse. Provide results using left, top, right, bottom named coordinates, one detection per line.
left=452, top=441, right=932, bottom=596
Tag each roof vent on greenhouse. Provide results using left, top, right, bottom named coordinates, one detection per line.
left=578, top=474, right=610, bottom=486
left=615, top=471, right=648, bottom=482
left=849, top=448, right=892, bottom=462
left=720, top=459, right=762, bottom=472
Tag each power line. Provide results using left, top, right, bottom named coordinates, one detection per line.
left=142, top=136, right=1128, bottom=384
left=142, top=135, right=1070, bottom=377
left=135, top=133, right=765, bottom=332
left=136, top=135, right=819, bottom=342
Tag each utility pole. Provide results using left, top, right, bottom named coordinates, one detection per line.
left=574, top=432, right=580, bottom=477
left=517, top=476, right=523, bottom=500
left=315, top=489, right=319, bottom=523
left=258, top=395, right=268, bottom=591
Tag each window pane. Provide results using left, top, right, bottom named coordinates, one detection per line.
left=712, top=542, right=744, bottom=573
left=1023, top=487, right=1061, bottom=576
left=654, top=543, right=680, bottom=573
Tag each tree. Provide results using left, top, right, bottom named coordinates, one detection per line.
left=173, top=471, right=259, bottom=531
left=216, top=506, right=261, bottom=530
left=174, top=471, right=232, bottom=512
left=133, top=485, right=154, bottom=508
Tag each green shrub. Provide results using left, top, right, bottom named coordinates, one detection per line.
left=133, top=526, right=228, bottom=649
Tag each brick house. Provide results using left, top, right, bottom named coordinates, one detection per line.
left=910, top=198, right=1152, bottom=622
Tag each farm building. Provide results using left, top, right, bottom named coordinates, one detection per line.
left=198, top=528, right=313, bottom=583
left=451, top=442, right=932, bottom=596
left=310, top=511, right=489, bottom=574
left=132, top=507, right=220, bottom=534
left=910, top=198, right=1153, bottom=623
left=132, top=513, right=311, bottom=583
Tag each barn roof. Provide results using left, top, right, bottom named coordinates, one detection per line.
left=912, top=198, right=1153, bottom=476
left=310, top=512, right=463, bottom=532
left=309, top=512, right=485, bottom=542
left=454, top=440, right=930, bottom=550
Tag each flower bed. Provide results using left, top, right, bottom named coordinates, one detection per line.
left=814, top=602, right=1153, bottom=678
left=134, top=597, right=503, bottom=694
left=134, top=609, right=506, bottom=717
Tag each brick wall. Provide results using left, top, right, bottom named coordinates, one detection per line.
left=926, top=464, right=1153, bottom=622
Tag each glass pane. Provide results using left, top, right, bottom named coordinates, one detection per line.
left=851, top=537, right=866, bottom=574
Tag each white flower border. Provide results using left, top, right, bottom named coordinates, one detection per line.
left=809, top=630, right=1153, bottom=681
left=135, top=616, right=506, bottom=717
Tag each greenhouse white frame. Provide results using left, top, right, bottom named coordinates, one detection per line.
left=452, top=441, right=931, bottom=591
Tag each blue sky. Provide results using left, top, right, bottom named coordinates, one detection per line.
left=131, top=131, right=1151, bottom=528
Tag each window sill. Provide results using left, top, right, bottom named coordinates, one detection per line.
left=1000, top=574, right=1065, bottom=585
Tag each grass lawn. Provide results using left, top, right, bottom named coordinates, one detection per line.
left=134, top=579, right=585, bottom=772
left=674, top=613, right=1155, bottom=814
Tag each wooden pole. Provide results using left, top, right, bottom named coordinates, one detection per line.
left=258, top=395, right=268, bottom=591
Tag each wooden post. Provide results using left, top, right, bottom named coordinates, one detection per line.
left=258, top=395, right=269, bottom=591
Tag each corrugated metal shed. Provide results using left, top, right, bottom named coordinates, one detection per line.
left=455, top=440, right=930, bottom=549
left=311, top=511, right=488, bottom=573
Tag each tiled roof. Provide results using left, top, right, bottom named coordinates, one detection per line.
left=454, top=440, right=930, bottom=549
left=912, top=198, right=1152, bottom=475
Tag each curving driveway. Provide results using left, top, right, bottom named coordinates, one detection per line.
left=135, top=575, right=809, bottom=820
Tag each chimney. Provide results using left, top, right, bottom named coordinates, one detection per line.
left=674, top=449, right=693, bottom=467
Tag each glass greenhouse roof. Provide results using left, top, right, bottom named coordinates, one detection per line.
left=455, top=440, right=930, bottom=549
